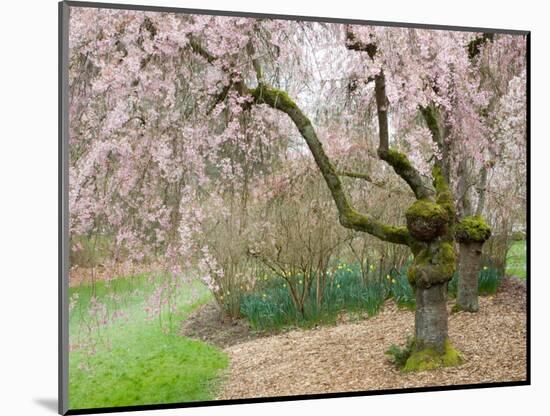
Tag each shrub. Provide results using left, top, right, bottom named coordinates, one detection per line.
left=385, top=336, right=415, bottom=367
left=249, top=161, right=348, bottom=317
left=182, top=191, right=259, bottom=322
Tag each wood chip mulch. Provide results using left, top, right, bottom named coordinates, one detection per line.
left=216, top=276, right=527, bottom=400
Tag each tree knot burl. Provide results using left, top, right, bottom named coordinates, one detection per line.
left=405, top=199, right=448, bottom=242
left=407, top=241, right=456, bottom=288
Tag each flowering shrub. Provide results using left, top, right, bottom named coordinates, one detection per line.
left=248, top=160, right=349, bottom=316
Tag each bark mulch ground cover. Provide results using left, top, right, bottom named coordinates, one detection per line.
left=206, top=276, right=526, bottom=399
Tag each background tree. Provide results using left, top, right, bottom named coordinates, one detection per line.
left=453, top=33, right=526, bottom=312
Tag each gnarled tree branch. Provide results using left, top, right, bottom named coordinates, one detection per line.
left=249, top=84, right=411, bottom=245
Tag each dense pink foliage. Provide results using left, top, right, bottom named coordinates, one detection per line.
left=68, top=7, right=527, bottom=317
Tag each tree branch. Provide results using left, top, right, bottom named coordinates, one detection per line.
left=337, top=170, right=411, bottom=196
left=188, top=36, right=217, bottom=63
left=344, top=27, right=434, bottom=201
left=246, top=40, right=264, bottom=83
left=420, top=105, right=443, bottom=149
left=373, top=73, right=434, bottom=200
left=249, top=84, right=411, bottom=245
left=420, top=104, right=452, bottom=182
left=475, top=165, right=488, bottom=216
left=456, top=158, right=474, bottom=218
left=189, top=34, right=411, bottom=245
left=206, top=83, right=232, bottom=115
left=345, top=27, right=377, bottom=58
left=337, top=170, right=373, bottom=182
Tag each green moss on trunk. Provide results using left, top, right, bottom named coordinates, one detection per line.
left=455, top=215, right=491, bottom=243
left=407, top=241, right=456, bottom=288
left=405, top=199, right=448, bottom=241
left=451, top=303, right=463, bottom=314
left=432, top=164, right=455, bottom=221
left=382, top=149, right=414, bottom=174
left=403, top=339, right=463, bottom=372
left=377, top=149, right=433, bottom=200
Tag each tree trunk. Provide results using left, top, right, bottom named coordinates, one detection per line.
left=455, top=216, right=491, bottom=312
left=457, top=241, right=483, bottom=312
left=414, top=282, right=449, bottom=352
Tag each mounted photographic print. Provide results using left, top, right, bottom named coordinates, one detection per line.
left=59, top=1, right=530, bottom=414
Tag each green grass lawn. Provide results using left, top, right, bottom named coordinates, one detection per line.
left=69, top=273, right=228, bottom=410
left=506, top=240, right=527, bottom=279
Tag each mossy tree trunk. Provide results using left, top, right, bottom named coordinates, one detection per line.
left=455, top=216, right=491, bottom=312
left=457, top=241, right=483, bottom=312
left=415, top=282, right=449, bottom=351
left=408, top=244, right=455, bottom=353
left=405, top=166, right=457, bottom=353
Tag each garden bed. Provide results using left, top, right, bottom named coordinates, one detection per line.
left=181, top=302, right=270, bottom=348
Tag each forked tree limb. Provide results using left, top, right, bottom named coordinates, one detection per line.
left=373, top=73, right=435, bottom=200
left=249, top=84, right=411, bottom=245
left=345, top=26, right=434, bottom=201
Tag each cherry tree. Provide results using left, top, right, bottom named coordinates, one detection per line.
left=68, top=7, right=526, bottom=369
left=183, top=21, right=525, bottom=367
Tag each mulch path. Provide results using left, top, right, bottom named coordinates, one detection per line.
left=211, top=276, right=526, bottom=399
